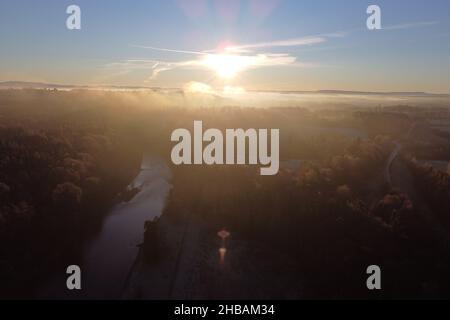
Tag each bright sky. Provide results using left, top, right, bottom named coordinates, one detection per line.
left=1, top=0, right=450, bottom=93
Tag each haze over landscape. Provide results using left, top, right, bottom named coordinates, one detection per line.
left=1, top=0, right=450, bottom=301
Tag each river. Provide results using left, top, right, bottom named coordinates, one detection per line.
left=38, top=154, right=172, bottom=299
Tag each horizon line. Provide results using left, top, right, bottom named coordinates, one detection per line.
left=0, top=80, right=449, bottom=96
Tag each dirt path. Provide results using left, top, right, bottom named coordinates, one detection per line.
left=385, top=142, right=401, bottom=186
left=385, top=122, right=417, bottom=186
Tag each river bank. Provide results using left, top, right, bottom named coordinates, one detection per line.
left=37, top=154, right=172, bottom=299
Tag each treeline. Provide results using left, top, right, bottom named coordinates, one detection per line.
left=404, top=156, right=450, bottom=228
left=0, top=91, right=147, bottom=298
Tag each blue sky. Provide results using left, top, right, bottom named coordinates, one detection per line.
left=1, top=0, right=450, bottom=92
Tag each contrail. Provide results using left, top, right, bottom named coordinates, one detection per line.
left=131, top=31, right=348, bottom=56
left=131, top=45, right=208, bottom=55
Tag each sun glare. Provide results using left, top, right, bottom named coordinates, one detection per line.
left=223, top=86, right=246, bottom=95
left=183, top=81, right=214, bottom=94
left=202, top=54, right=251, bottom=80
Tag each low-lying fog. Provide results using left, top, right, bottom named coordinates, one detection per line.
left=2, top=81, right=450, bottom=110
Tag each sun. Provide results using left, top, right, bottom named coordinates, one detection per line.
left=202, top=53, right=251, bottom=80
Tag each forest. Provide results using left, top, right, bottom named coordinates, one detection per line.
left=0, top=89, right=449, bottom=299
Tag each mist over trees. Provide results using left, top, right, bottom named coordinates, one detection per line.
left=0, top=89, right=449, bottom=299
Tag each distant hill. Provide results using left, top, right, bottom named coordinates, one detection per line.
left=0, top=81, right=158, bottom=91
left=247, top=89, right=450, bottom=97
left=316, top=90, right=430, bottom=96
left=275, top=90, right=449, bottom=97
left=1, top=81, right=449, bottom=97
left=0, top=81, right=77, bottom=89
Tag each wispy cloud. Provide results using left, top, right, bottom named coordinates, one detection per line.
left=225, top=37, right=326, bottom=53
left=104, top=59, right=196, bottom=80
left=107, top=53, right=303, bottom=81
left=383, top=21, right=439, bottom=31
left=126, top=35, right=335, bottom=79
left=225, top=32, right=345, bottom=53
left=108, top=33, right=342, bottom=81
left=108, top=21, right=434, bottom=83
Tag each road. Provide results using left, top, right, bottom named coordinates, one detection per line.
left=385, top=122, right=416, bottom=186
